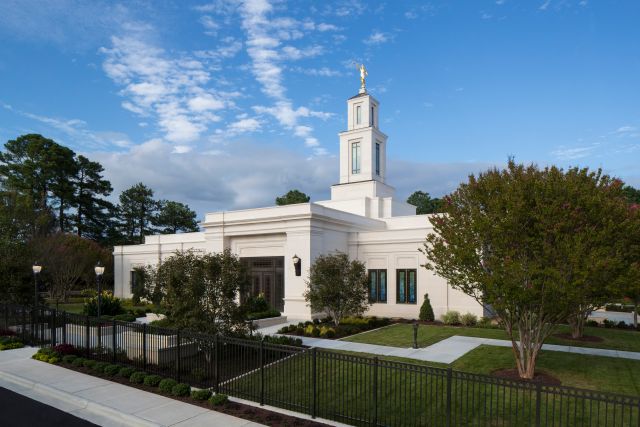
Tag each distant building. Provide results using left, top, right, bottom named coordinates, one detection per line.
left=113, top=84, right=483, bottom=320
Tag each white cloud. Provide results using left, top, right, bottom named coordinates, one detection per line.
left=551, top=144, right=599, bottom=160
left=227, top=117, right=261, bottom=134
left=364, top=31, right=391, bottom=45
left=539, top=0, right=552, bottom=11
left=100, top=34, right=224, bottom=143
left=172, top=145, right=192, bottom=154
left=199, top=15, right=219, bottom=35
left=291, top=66, right=342, bottom=77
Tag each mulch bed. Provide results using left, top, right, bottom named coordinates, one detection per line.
left=552, top=333, right=604, bottom=343
left=52, top=363, right=329, bottom=427
left=491, top=368, right=562, bottom=386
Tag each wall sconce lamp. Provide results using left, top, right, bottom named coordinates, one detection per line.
left=292, top=254, right=301, bottom=276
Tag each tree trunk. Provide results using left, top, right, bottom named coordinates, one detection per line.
left=569, top=314, right=586, bottom=339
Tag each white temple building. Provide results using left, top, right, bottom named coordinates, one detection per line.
left=113, top=81, right=484, bottom=320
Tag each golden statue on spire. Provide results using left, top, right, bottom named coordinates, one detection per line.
left=358, top=63, right=368, bottom=93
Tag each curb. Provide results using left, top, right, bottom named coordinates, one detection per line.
left=0, top=370, right=160, bottom=427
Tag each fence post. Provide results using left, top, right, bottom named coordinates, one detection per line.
left=176, top=330, right=181, bottom=383
left=62, top=311, right=67, bottom=345
left=373, top=356, right=379, bottom=427
left=259, top=338, right=265, bottom=406
left=51, top=309, right=57, bottom=347
left=84, top=314, right=91, bottom=357
left=311, top=348, right=317, bottom=419
left=214, top=334, right=220, bottom=394
left=112, top=319, right=117, bottom=363
left=142, top=324, right=147, bottom=371
left=535, top=383, right=542, bottom=427
left=21, top=308, right=27, bottom=344
left=446, top=368, right=452, bottom=427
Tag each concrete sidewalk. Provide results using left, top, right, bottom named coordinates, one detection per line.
left=0, top=347, right=264, bottom=427
left=258, top=322, right=640, bottom=364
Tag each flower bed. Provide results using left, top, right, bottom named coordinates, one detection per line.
left=31, top=346, right=328, bottom=427
left=0, top=329, right=24, bottom=351
left=278, top=316, right=391, bottom=339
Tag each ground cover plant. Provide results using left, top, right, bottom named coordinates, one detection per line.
left=277, top=316, right=390, bottom=339
left=0, top=335, right=24, bottom=350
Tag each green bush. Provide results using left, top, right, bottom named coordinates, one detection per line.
left=129, top=371, right=146, bottom=384
left=171, top=382, right=191, bottom=397
left=242, top=293, right=270, bottom=314
left=82, top=359, right=97, bottom=368
left=0, top=341, right=24, bottom=351
left=143, top=374, right=162, bottom=387
left=460, top=313, right=478, bottom=327
left=159, top=378, right=178, bottom=394
left=92, top=362, right=109, bottom=373
left=246, top=309, right=281, bottom=320
left=208, top=393, right=229, bottom=406
left=477, top=317, right=496, bottom=328
left=62, top=355, right=78, bottom=364
left=72, top=357, right=86, bottom=367
left=118, top=366, right=136, bottom=378
left=84, top=291, right=125, bottom=317
left=319, top=326, right=336, bottom=338
left=419, top=293, right=435, bottom=322
left=113, top=313, right=137, bottom=322
left=191, top=389, right=212, bottom=400
left=103, top=364, right=121, bottom=376
left=586, top=320, right=599, bottom=327
left=47, top=356, right=60, bottom=364
left=441, top=310, right=461, bottom=325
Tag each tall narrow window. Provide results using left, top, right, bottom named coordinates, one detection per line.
left=356, top=105, right=362, bottom=125
left=371, top=106, right=375, bottom=127
left=397, top=269, right=417, bottom=304
left=368, top=269, right=387, bottom=303
left=352, top=142, right=361, bottom=174
left=375, top=142, right=380, bottom=176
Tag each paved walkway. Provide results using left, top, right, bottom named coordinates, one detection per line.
left=0, top=347, right=264, bottom=427
left=258, top=322, right=640, bottom=364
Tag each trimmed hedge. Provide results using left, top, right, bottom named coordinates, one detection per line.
left=62, top=355, right=78, bottom=364
left=143, top=374, right=162, bottom=387
left=91, top=362, right=109, bottom=373
left=191, top=389, right=212, bottom=401
left=118, top=366, right=135, bottom=378
left=82, top=359, right=97, bottom=368
left=171, top=382, right=191, bottom=397
left=103, top=364, right=121, bottom=376
left=129, top=371, right=146, bottom=384
left=72, top=357, right=86, bottom=367
left=159, top=378, right=177, bottom=394
left=209, top=393, right=229, bottom=406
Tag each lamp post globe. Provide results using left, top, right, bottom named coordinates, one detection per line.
left=95, top=261, right=105, bottom=319
left=32, top=262, right=42, bottom=308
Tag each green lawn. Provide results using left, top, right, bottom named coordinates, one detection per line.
left=342, top=323, right=640, bottom=352
left=226, top=346, right=640, bottom=426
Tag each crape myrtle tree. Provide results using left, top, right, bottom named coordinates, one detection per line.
left=422, top=161, right=630, bottom=379
left=275, top=189, right=310, bottom=205
left=304, top=252, right=370, bottom=326
left=143, top=250, right=250, bottom=335
left=621, top=203, right=640, bottom=328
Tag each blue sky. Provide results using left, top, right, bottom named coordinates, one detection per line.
left=1, top=0, right=638, bottom=217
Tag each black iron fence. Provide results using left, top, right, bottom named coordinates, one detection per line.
left=2, top=303, right=639, bottom=427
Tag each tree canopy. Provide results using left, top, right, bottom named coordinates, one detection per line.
left=275, top=189, right=310, bottom=205
left=304, top=252, right=370, bottom=326
left=422, top=160, right=630, bottom=379
left=406, top=191, right=443, bottom=214
left=156, top=200, right=199, bottom=234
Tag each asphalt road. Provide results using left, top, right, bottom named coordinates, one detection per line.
left=0, top=387, right=98, bottom=427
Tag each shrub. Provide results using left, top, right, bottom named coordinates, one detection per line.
left=603, top=319, right=615, bottom=329
left=242, top=293, right=270, bottom=314
left=52, top=344, right=79, bottom=356
left=118, top=366, right=136, bottom=378
left=113, top=313, right=137, bottom=322
left=460, top=313, right=478, bottom=327
left=72, top=357, right=86, bottom=367
left=171, top=382, right=191, bottom=397
left=295, top=327, right=305, bottom=335
left=0, top=328, right=16, bottom=336
left=320, top=326, right=336, bottom=338
left=84, top=291, right=125, bottom=317
left=617, top=321, right=630, bottom=329
left=191, top=389, right=212, bottom=401
left=82, top=359, right=97, bottom=368
left=441, top=310, right=461, bottom=325
left=62, top=354, right=78, bottom=364
left=419, top=293, right=435, bottom=322
left=246, top=309, right=281, bottom=320
left=586, top=320, right=599, bottom=327
left=209, top=393, right=229, bottom=406
left=159, top=378, right=178, bottom=394
left=0, top=338, right=24, bottom=351
left=129, top=371, right=146, bottom=384
left=103, top=364, right=121, bottom=376
left=92, top=362, right=109, bottom=373
left=477, top=317, right=494, bottom=328
left=143, top=374, right=162, bottom=387
left=277, top=326, right=289, bottom=334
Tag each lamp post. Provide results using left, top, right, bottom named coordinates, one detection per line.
left=32, top=262, right=42, bottom=342
left=94, top=261, right=105, bottom=319
left=32, top=262, right=42, bottom=308
left=413, top=320, right=419, bottom=349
